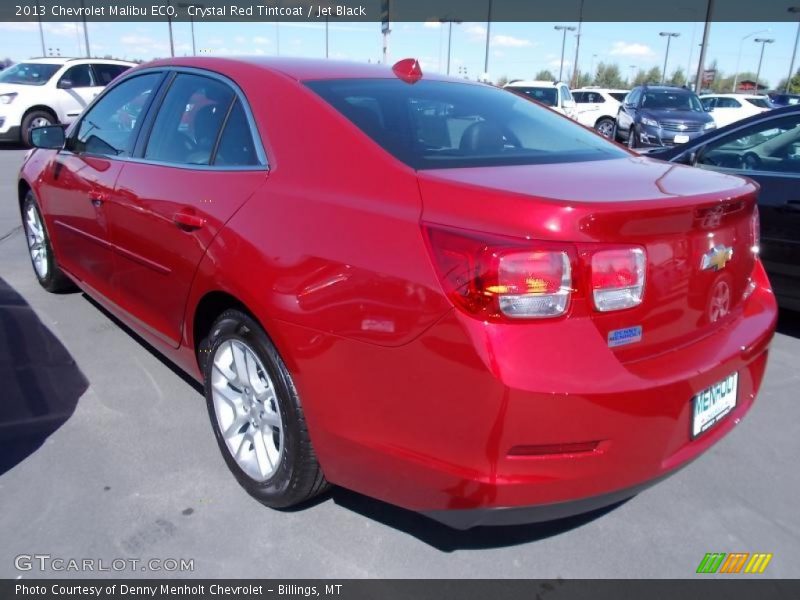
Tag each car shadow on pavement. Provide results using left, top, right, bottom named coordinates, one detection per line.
left=776, top=308, right=800, bottom=338
left=0, top=277, right=89, bottom=475
left=80, top=293, right=204, bottom=394
left=321, top=487, right=626, bottom=551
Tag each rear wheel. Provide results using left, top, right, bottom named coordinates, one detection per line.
left=202, top=309, right=329, bottom=508
left=595, top=117, right=615, bottom=139
left=22, top=192, right=75, bottom=293
left=21, top=110, right=56, bottom=147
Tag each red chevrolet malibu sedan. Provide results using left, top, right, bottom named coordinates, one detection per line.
left=18, top=57, right=777, bottom=528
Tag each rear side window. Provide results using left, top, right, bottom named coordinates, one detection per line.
left=92, top=63, right=130, bottom=86
left=609, top=92, right=627, bottom=102
left=307, top=79, right=627, bottom=170
left=214, top=100, right=260, bottom=167
left=508, top=87, right=558, bottom=107
left=145, top=73, right=234, bottom=165
left=717, top=97, right=742, bottom=108
left=746, top=97, right=771, bottom=109
left=73, top=72, right=161, bottom=157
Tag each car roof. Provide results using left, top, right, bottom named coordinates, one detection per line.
left=140, top=56, right=461, bottom=83
left=505, top=80, right=561, bottom=87
left=700, top=93, right=766, bottom=98
left=573, top=88, right=629, bottom=93
left=640, top=85, right=691, bottom=92
left=17, top=57, right=135, bottom=66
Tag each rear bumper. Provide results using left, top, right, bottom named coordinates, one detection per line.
left=278, top=262, right=777, bottom=526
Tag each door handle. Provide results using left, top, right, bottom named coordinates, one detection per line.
left=172, top=210, right=205, bottom=231
left=88, top=191, right=108, bottom=207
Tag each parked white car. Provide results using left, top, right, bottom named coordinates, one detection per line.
left=0, top=57, right=134, bottom=145
left=571, top=88, right=630, bottom=137
left=700, top=93, right=774, bottom=128
left=504, top=80, right=577, bottom=119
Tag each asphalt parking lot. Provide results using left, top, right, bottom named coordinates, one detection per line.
left=0, top=146, right=798, bottom=579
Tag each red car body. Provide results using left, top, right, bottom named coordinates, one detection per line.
left=18, top=57, right=777, bottom=528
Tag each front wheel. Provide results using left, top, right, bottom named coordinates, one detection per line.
left=22, top=192, right=75, bottom=293
left=627, top=125, right=638, bottom=149
left=202, top=309, right=329, bottom=508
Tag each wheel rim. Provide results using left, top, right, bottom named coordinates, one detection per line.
left=24, top=203, right=49, bottom=279
left=29, top=116, right=52, bottom=130
left=597, top=120, right=614, bottom=138
left=211, top=339, right=283, bottom=481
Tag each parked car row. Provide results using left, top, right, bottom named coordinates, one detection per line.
left=0, top=57, right=135, bottom=145
left=18, top=57, right=778, bottom=529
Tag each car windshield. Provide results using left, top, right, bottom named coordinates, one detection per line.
left=0, top=62, right=60, bottom=86
left=506, top=86, right=558, bottom=107
left=609, top=92, right=628, bottom=102
left=641, top=90, right=703, bottom=112
left=306, top=79, right=628, bottom=170
left=746, top=97, right=772, bottom=109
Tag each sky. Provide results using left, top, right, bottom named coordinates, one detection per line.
left=0, top=19, right=798, bottom=88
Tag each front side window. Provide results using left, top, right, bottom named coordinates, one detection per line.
left=0, top=62, right=59, bottom=85
left=572, top=92, right=586, bottom=103
left=73, top=72, right=161, bottom=157
left=59, top=65, right=94, bottom=88
left=508, top=87, right=558, bottom=107
left=701, top=97, right=717, bottom=110
left=717, top=97, right=741, bottom=108
left=307, top=79, right=628, bottom=170
left=144, top=73, right=234, bottom=165
left=698, top=114, right=800, bottom=174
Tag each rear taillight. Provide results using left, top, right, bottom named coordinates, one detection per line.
left=751, top=205, right=760, bottom=254
left=423, top=225, right=574, bottom=320
left=424, top=224, right=649, bottom=320
left=591, top=248, right=646, bottom=312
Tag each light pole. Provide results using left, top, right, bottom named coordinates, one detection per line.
left=754, top=38, right=775, bottom=92
left=483, top=0, right=493, bottom=79
left=79, top=0, right=90, bottom=56
left=659, top=32, right=680, bottom=84
left=571, top=0, right=585, bottom=87
left=178, top=2, right=203, bottom=56
left=732, top=28, right=771, bottom=92
left=554, top=25, right=576, bottom=82
left=325, top=16, right=329, bottom=58
left=787, top=7, right=800, bottom=92
left=37, top=13, right=45, bottom=56
left=441, top=19, right=461, bottom=76
left=694, top=0, right=714, bottom=93
left=166, top=0, right=175, bottom=57
left=629, top=64, right=637, bottom=86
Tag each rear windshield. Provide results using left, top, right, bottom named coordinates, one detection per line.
left=746, top=97, right=772, bottom=109
left=306, top=79, right=627, bottom=170
left=0, top=62, right=60, bottom=86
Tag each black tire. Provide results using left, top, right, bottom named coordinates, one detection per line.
left=21, top=191, right=76, bottom=293
left=201, top=309, right=329, bottom=508
left=21, top=109, right=56, bottom=147
left=595, top=117, right=616, bottom=139
left=627, top=125, right=638, bottom=149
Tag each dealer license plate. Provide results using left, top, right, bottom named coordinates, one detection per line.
left=674, top=134, right=690, bottom=143
left=692, top=372, right=738, bottom=438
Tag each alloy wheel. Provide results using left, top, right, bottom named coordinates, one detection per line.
left=24, top=203, right=49, bottom=280
left=210, top=339, right=283, bottom=481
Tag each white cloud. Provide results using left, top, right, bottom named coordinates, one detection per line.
left=609, top=41, right=655, bottom=58
left=253, top=36, right=270, bottom=45
left=465, top=24, right=487, bottom=40
left=492, top=34, right=532, bottom=48
left=0, top=22, right=37, bottom=33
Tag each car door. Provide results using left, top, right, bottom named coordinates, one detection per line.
left=106, top=71, right=268, bottom=347
left=55, top=64, right=101, bottom=123
left=692, top=112, right=800, bottom=308
left=713, top=97, right=742, bottom=128
left=616, top=88, right=639, bottom=138
left=40, top=71, right=164, bottom=300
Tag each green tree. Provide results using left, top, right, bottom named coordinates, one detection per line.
left=776, top=69, right=800, bottom=94
left=574, top=71, right=593, bottom=88
left=668, top=67, right=686, bottom=86
left=534, top=69, right=556, bottom=81
left=632, top=69, right=648, bottom=86
left=594, top=62, right=625, bottom=88
left=644, top=67, right=662, bottom=84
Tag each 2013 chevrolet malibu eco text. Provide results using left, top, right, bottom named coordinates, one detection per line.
left=17, top=57, right=777, bottom=529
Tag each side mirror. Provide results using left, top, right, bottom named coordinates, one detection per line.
left=58, top=78, right=73, bottom=89
left=676, top=149, right=698, bottom=166
left=30, top=125, right=66, bottom=149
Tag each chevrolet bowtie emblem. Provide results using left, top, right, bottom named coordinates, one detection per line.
left=701, top=245, right=734, bottom=271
